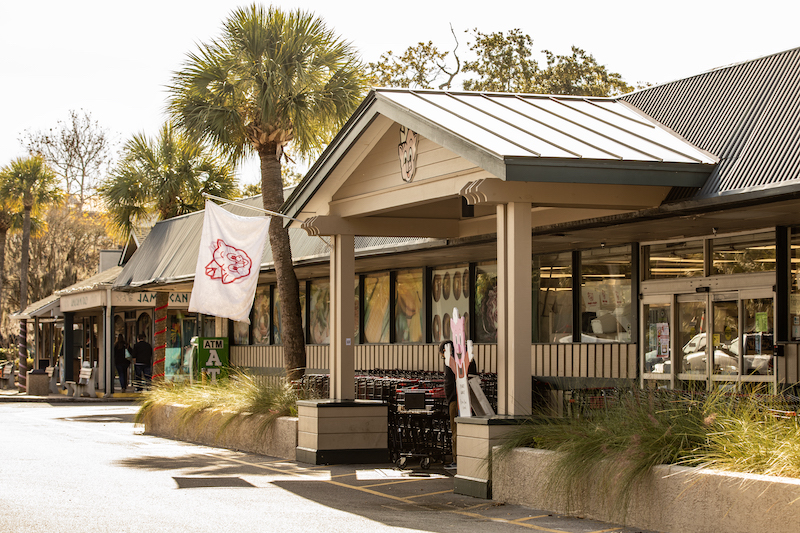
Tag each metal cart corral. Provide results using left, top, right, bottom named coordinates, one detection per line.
left=392, top=384, right=451, bottom=469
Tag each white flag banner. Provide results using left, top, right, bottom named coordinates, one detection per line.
left=188, top=201, right=270, bottom=323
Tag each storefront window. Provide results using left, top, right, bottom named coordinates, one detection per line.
left=201, top=315, right=216, bottom=337
left=581, top=247, right=632, bottom=342
left=431, top=265, right=469, bottom=343
left=644, top=302, right=671, bottom=374
left=233, top=320, right=250, bottom=345
left=166, top=311, right=195, bottom=381
left=712, top=231, right=775, bottom=275
left=533, top=253, right=572, bottom=343
left=475, top=263, right=498, bottom=343
left=394, top=269, right=424, bottom=343
left=363, top=273, right=390, bottom=343
left=792, top=231, right=800, bottom=341
left=309, top=280, right=330, bottom=344
left=252, top=285, right=271, bottom=345
left=354, top=277, right=360, bottom=342
left=136, top=312, right=152, bottom=341
left=645, top=240, right=704, bottom=279
left=299, top=285, right=306, bottom=341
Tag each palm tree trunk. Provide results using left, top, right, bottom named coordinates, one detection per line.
left=259, top=146, right=306, bottom=381
left=0, top=227, right=6, bottom=330
left=17, top=207, right=32, bottom=392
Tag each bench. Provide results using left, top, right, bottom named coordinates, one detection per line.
left=45, top=365, right=64, bottom=394
left=65, top=367, right=96, bottom=398
left=0, top=362, right=15, bottom=389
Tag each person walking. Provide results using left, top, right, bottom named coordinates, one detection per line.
left=439, top=340, right=477, bottom=469
left=132, top=333, right=153, bottom=391
left=113, top=334, right=131, bottom=393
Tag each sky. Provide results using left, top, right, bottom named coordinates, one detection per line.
left=1, top=0, right=799, bottom=186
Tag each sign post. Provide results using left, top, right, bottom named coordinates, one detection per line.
left=197, top=337, right=229, bottom=384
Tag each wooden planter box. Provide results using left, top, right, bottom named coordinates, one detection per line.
left=492, top=447, right=800, bottom=533
left=141, top=403, right=298, bottom=460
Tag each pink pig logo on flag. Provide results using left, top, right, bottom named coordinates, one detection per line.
left=189, top=201, right=270, bottom=323
left=205, top=239, right=252, bottom=284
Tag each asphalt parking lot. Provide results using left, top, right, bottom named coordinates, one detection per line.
left=0, top=400, right=655, bottom=533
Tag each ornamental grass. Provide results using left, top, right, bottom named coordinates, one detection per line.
left=495, top=387, right=800, bottom=512
left=135, top=370, right=313, bottom=438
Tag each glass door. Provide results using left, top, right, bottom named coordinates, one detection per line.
left=677, top=295, right=709, bottom=390
left=642, top=296, right=673, bottom=389
left=655, top=290, right=776, bottom=391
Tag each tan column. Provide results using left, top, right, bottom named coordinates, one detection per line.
left=496, top=202, right=532, bottom=416
left=329, top=234, right=355, bottom=400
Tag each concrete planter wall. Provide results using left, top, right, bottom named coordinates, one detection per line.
left=141, top=404, right=298, bottom=460
left=492, top=447, right=800, bottom=533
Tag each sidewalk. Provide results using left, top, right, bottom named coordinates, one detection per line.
left=0, top=387, right=141, bottom=403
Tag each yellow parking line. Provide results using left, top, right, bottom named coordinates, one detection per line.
left=204, top=453, right=579, bottom=531
left=462, top=502, right=494, bottom=511
left=324, top=479, right=412, bottom=503
left=362, top=479, right=428, bottom=488
left=586, top=529, right=622, bottom=533
left=406, top=489, right=454, bottom=499
left=511, top=515, right=551, bottom=523
left=449, top=510, right=567, bottom=532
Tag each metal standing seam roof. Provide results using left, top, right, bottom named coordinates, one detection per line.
left=113, top=196, right=433, bottom=289
left=376, top=89, right=717, bottom=165
left=12, top=265, right=125, bottom=320
left=621, top=46, right=800, bottom=198
left=284, top=88, right=717, bottom=223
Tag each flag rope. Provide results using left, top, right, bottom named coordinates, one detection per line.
left=201, top=193, right=329, bottom=248
left=201, top=192, right=303, bottom=223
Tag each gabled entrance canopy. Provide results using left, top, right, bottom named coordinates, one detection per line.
left=283, top=88, right=717, bottom=415
left=286, top=88, right=716, bottom=240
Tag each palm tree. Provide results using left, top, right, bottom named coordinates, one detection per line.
left=168, top=4, right=367, bottom=380
left=0, top=182, right=15, bottom=336
left=0, top=156, right=62, bottom=391
left=98, top=123, right=238, bottom=239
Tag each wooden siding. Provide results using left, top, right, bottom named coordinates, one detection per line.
left=232, top=343, right=636, bottom=379
left=333, top=135, right=472, bottom=200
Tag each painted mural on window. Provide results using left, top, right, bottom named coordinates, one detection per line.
left=252, top=285, right=271, bottom=345
left=233, top=320, right=250, bottom=345
left=475, top=264, right=498, bottom=343
left=273, top=287, right=282, bottom=345
left=363, top=273, right=390, bottom=343
left=395, top=270, right=424, bottom=342
left=310, top=280, right=330, bottom=344
left=165, top=312, right=195, bottom=381
left=431, top=265, right=469, bottom=343
left=354, top=277, right=360, bottom=342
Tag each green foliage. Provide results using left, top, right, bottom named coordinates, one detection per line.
left=462, top=29, right=539, bottom=93
left=370, top=28, right=635, bottom=97
left=495, top=388, right=800, bottom=513
left=135, top=370, right=314, bottom=439
left=536, top=46, right=633, bottom=96
left=98, top=123, right=237, bottom=239
left=0, top=156, right=63, bottom=213
left=168, top=3, right=368, bottom=162
left=240, top=183, right=262, bottom=198
left=367, top=41, right=452, bottom=89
